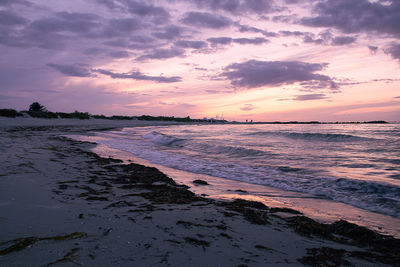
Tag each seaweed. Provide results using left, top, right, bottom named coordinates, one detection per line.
left=298, top=247, right=353, bottom=267
left=192, top=179, right=209, bottom=185
left=139, top=184, right=203, bottom=204
left=184, top=237, right=210, bottom=247
left=220, top=199, right=269, bottom=225
left=269, top=207, right=302, bottom=215
left=0, top=232, right=88, bottom=255
left=47, top=248, right=80, bottom=266
left=0, top=237, right=39, bottom=255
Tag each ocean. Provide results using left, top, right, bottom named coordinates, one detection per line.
left=73, top=123, right=400, bottom=236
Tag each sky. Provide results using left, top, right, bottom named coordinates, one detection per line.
left=0, top=0, right=399, bottom=122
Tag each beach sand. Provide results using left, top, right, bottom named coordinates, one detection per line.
left=0, top=117, right=398, bottom=266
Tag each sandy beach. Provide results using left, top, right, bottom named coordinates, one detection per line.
left=0, top=117, right=399, bottom=267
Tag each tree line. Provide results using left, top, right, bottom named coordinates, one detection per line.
left=0, top=102, right=206, bottom=122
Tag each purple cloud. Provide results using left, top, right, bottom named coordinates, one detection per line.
left=30, top=12, right=100, bottom=34
left=220, top=60, right=336, bottom=89
left=301, top=0, right=400, bottom=38
left=293, top=94, right=327, bottom=101
left=233, top=37, right=269, bottom=45
left=109, top=0, right=170, bottom=23
left=152, top=25, right=185, bottom=40
left=174, top=40, right=208, bottom=49
left=385, top=43, right=400, bottom=60
left=47, top=63, right=92, bottom=77
left=0, top=10, right=28, bottom=25
left=331, top=36, right=356, bottom=46
left=236, top=23, right=278, bottom=37
left=189, top=0, right=275, bottom=14
left=0, top=0, right=31, bottom=6
left=272, top=15, right=296, bottom=23
left=136, top=48, right=185, bottom=61
left=207, top=37, right=233, bottom=46
left=108, top=51, right=131, bottom=58
left=207, top=37, right=269, bottom=46
left=368, top=45, right=378, bottom=54
left=93, top=69, right=182, bottom=83
left=102, top=18, right=143, bottom=37
left=280, top=30, right=308, bottom=37
left=181, top=12, right=232, bottom=29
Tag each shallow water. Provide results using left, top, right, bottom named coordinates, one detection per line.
left=70, top=123, right=400, bottom=236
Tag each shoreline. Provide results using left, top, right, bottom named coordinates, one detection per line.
left=82, top=139, right=400, bottom=238
left=0, top=119, right=399, bottom=266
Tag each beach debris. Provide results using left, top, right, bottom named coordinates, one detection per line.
left=298, top=247, right=353, bottom=266
left=287, top=217, right=400, bottom=265
left=220, top=233, right=232, bottom=239
left=46, top=248, right=80, bottom=266
left=0, top=237, right=38, bottom=255
left=176, top=220, right=227, bottom=230
left=105, top=200, right=134, bottom=209
left=0, top=232, right=88, bottom=255
left=139, top=184, right=203, bottom=204
left=286, top=216, right=333, bottom=238
left=220, top=199, right=270, bottom=225
left=269, top=207, right=302, bottom=215
left=102, top=228, right=112, bottom=236
left=192, top=179, right=209, bottom=185
left=184, top=237, right=210, bottom=247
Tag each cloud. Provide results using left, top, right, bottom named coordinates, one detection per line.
left=331, top=36, right=356, bottom=46
left=240, top=104, right=254, bottom=111
left=293, top=94, right=327, bottom=101
left=280, top=30, right=308, bottom=37
left=136, top=48, right=185, bottom=61
left=220, top=60, right=336, bottom=90
left=207, top=37, right=233, bottom=45
left=102, top=18, right=144, bottom=37
left=152, top=25, right=185, bottom=40
left=0, top=11, right=101, bottom=49
left=30, top=12, right=100, bottom=35
left=272, top=15, right=296, bottom=23
left=47, top=63, right=93, bottom=77
left=233, top=37, right=269, bottom=45
left=48, top=63, right=182, bottom=83
left=0, top=10, right=28, bottom=25
left=207, top=37, right=269, bottom=46
left=368, top=45, right=378, bottom=54
left=181, top=12, right=232, bottom=29
left=0, top=0, right=31, bottom=6
left=301, top=0, right=400, bottom=38
left=189, top=0, right=275, bottom=14
left=394, top=96, right=400, bottom=99
left=93, top=69, right=182, bottom=83
left=236, top=23, right=278, bottom=37
left=174, top=40, right=208, bottom=49
left=106, top=0, right=170, bottom=23
left=301, top=31, right=356, bottom=46
left=384, top=43, right=400, bottom=60
left=108, top=51, right=131, bottom=58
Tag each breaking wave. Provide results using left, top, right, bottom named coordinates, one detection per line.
left=246, top=131, right=372, bottom=142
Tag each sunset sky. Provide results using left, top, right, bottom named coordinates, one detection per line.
left=1, top=0, right=399, bottom=121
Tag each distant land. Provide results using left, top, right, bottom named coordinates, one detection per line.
left=0, top=103, right=390, bottom=124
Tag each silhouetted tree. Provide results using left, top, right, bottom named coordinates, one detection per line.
left=29, top=102, right=47, bottom=112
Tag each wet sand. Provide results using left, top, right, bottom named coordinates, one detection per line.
left=0, top=117, right=399, bottom=266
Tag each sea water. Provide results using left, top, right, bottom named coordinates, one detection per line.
left=73, top=123, right=400, bottom=235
